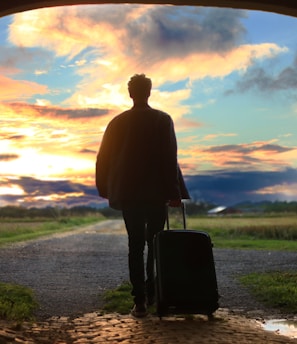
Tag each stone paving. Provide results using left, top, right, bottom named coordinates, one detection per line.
left=1, top=309, right=297, bottom=344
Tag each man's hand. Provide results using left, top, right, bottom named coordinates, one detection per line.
left=168, top=199, right=182, bottom=207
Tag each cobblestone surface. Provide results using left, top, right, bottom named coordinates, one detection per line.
left=1, top=309, right=297, bottom=344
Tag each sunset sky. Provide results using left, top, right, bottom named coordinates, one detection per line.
left=0, top=4, right=297, bottom=208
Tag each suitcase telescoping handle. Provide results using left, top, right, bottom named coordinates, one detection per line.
left=166, top=201, right=187, bottom=230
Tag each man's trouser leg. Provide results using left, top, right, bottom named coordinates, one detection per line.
left=122, top=203, right=166, bottom=305
left=122, top=206, right=146, bottom=304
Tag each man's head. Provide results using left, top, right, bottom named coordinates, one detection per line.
left=128, top=74, right=152, bottom=101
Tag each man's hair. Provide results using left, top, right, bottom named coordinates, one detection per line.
left=128, top=74, right=152, bottom=99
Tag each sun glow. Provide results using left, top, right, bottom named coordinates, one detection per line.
left=0, top=185, right=24, bottom=196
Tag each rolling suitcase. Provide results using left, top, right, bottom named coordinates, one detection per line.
left=154, top=203, right=219, bottom=318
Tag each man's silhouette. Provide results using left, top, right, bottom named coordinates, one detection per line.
left=96, top=74, right=189, bottom=317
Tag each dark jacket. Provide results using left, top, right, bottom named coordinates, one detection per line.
left=96, top=105, right=189, bottom=209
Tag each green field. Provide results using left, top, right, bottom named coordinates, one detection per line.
left=0, top=215, right=105, bottom=246
left=1, top=214, right=297, bottom=250
left=182, top=214, right=297, bottom=251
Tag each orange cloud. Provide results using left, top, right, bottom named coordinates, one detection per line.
left=178, top=141, right=297, bottom=175
left=175, top=118, right=203, bottom=131
left=9, top=6, right=126, bottom=58
left=202, top=133, right=238, bottom=141
left=63, top=43, right=285, bottom=115
left=149, top=44, right=287, bottom=85
left=252, top=183, right=297, bottom=196
left=0, top=75, right=48, bottom=101
left=8, top=6, right=287, bottom=118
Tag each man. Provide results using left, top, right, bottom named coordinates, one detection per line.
left=96, top=74, right=189, bottom=318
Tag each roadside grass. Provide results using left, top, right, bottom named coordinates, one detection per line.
left=102, top=282, right=157, bottom=315
left=0, top=282, right=38, bottom=321
left=240, top=272, right=297, bottom=313
left=102, top=282, right=134, bottom=314
left=0, top=215, right=105, bottom=247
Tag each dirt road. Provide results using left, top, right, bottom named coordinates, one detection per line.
left=0, top=220, right=297, bottom=320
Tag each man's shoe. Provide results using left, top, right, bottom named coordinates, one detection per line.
left=131, top=303, right=148, bottom=318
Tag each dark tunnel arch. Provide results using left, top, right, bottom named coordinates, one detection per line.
left=0, top=0, right=297, bottom=19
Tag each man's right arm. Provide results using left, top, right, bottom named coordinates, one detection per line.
left=160, top=115, right=181, bottom=201
left=160, top=114, right=190, bottom=204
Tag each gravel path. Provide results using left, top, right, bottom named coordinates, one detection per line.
left=0, top=220, right=296, bottom=321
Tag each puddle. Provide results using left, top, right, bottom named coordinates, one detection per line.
left=263, top=319, right=297, bottom=338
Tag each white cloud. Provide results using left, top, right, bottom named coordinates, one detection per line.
left=8, top=5, right=287, bottom=114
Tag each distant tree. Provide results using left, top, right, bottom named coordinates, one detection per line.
left=0, top=206, right=27, bottom=218
left=263, top=201, right=297, bottom=213
left=185, top=201, right=216, bottom=215
left=99, top=207, right=122, bottom=218
left=70, top=206, right=100, bottom=216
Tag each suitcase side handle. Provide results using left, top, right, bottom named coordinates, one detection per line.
left=166, top=202, right=187, bottom=230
